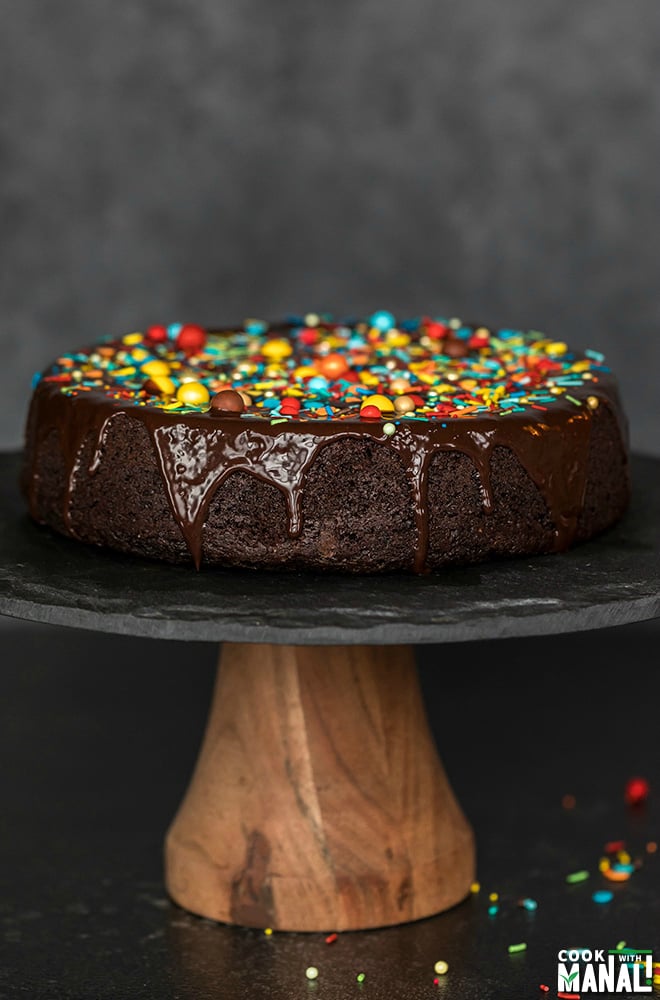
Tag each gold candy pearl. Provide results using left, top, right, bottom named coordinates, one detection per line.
left=237, top=390, right=253, bottom=406
left=394, top=394, right=416, bottom=414
left=390, top=377, right=411, bottom=393
left=586, top=395, right=600, bottom=409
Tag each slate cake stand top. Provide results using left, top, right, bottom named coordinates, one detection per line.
left=0, top=452, right=658, bottom=645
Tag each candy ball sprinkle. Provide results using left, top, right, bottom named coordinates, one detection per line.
left=210, top=389, right=246, bottom=414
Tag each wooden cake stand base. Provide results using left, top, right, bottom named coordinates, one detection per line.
left=165, top=643, right=474, bottom=931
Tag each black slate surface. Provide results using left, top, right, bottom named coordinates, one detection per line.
left=1, top=619, right=659, bottom=999
left=1, top=451, right=659, bottom=644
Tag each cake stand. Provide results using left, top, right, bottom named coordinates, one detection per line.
left=1, top=451, right=659, bottom=932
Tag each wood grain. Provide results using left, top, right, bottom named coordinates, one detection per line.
left=165, top=643, right=475, bottom=931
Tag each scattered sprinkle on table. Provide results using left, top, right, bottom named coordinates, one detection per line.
left=566, top=869, right=590, bottom=884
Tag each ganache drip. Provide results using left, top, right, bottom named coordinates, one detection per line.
left=24, top=383, right=606, bottom=573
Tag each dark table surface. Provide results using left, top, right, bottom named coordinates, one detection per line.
left=1, top=617, right=659, bottom=999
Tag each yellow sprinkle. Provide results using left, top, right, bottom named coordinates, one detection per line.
left=141, top=360, right=171, bottom=378
left=262, top=338, right=293, bottom=362
left=145, top=374, right=176, bottom=396
left=386, top=331, right=410, bottom=347
left=114, top=366, right=136, bottom=377
left=617, top=850, right=631, bottom=864
left=470, top=881, right=481, bottom=894
left=362, top=393, right=395, bottom=413
left=489, top=892, right=499, bottom=902
left=122, top=332, right=143, bottom=346
left=434, top=960, right=449, bottom=975
left=599, top=858, right=610, bottom=872
left=546, top=341, right=567, bottom=355
left=177, top=382, right=210, bottom=406
left=264, top=927, right=273, bottom=936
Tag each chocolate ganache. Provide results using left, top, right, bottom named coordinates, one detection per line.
left=22, top=312, right=630, bottom=573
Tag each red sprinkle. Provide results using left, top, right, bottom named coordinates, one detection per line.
left=176, top=324, right=207, bottom=356
left=604, top=840, right=625, bottom=854
left=146, top=325, right=168, bottom=343
left=325, top=933, right=337, bottom=945
left=625, top=776, right=649, bottom=805
left=359, top=404, right=381, bottom=420
left=557, top=993, right=580, bottom=999
left=425, top=322, right=449, bottom=340
left=539, top=987, right=550, bottom=994
left=280, top=396, right=301, bottom=415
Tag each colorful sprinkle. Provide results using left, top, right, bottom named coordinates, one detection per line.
left=624, top=776, right=649, bottom=805
left=592, top=890, right=613, bottom=904
left=305, top=966, right=319, bottom=980
left=566, top=870, right=590, bottom=884
left=508, top=942, right=527, bottom=954
left=32, top=315, right=613, bottom=428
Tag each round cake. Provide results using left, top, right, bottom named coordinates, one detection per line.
left=22, top=312, right=630, bottom=573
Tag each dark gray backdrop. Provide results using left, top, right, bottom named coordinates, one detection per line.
left=1, top=0, right=659, bottom=452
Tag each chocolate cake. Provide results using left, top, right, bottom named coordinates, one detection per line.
left=22, top=312, right=630, bottom=573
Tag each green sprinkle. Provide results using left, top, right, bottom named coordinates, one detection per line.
left=566, top=869, right=590, bottom=884
left=356, top=972, right=366, bottom=983
left=565, top=394, right=582, bottom=406
left=508, top=942, right=527, bottom=954
left=615, top=941, right=627, bottom=950
left=270, top=418, right=289, bottom=425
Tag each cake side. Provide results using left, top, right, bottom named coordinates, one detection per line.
left=23, top=382, right=630, bottom=573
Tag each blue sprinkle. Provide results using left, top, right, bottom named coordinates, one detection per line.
left=261, top=398, right=280, bottom=410
left=592, top=890, right=613, bottom=904
left=522, top=898, right=538, bottom=911
left=307, top=376, right=329, bottom=391
left=369, top=310, right=396, bottom=332
left=31, top=372, right=43, bottom=388
left=167, top=322, right=182, bottom=339
left=245, top=319, right=268, bottom=335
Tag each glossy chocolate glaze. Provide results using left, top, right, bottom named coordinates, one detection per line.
left=23, top=376, right=627, bottom=573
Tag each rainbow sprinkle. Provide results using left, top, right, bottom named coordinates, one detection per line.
left=35, top=313, right=611, bottom=424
